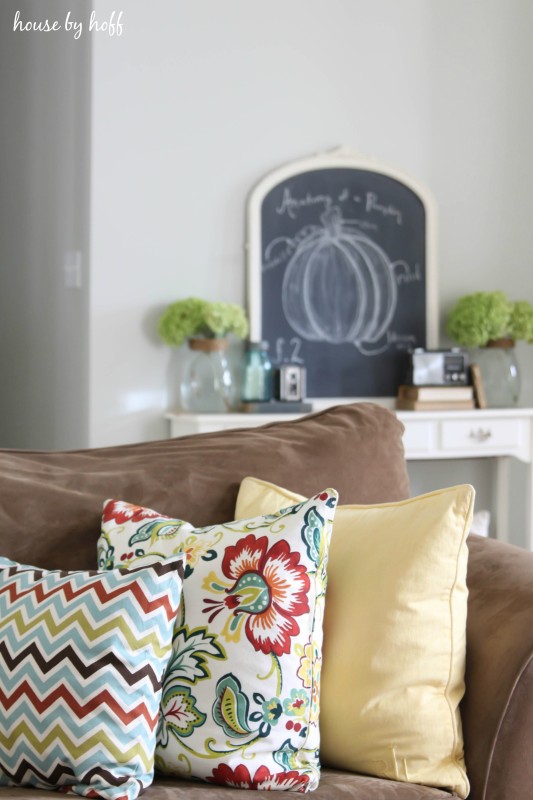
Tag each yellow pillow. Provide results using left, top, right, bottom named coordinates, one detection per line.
left=235, top=477, right=474, bottom=799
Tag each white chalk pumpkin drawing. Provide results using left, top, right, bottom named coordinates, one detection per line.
left=281, top=207, right=398, bottom=352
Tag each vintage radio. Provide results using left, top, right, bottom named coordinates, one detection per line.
left=407, top=348, right=469, bottom=386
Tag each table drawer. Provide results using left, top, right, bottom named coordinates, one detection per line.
left=440, top=417, right=522, bottom=453
left=402, top=420, right=434, bottom=454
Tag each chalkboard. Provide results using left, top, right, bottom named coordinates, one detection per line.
left=246, top=148, right=437, bottom=399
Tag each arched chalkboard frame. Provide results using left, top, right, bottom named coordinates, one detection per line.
left=246, top=147, right=438, bottom=401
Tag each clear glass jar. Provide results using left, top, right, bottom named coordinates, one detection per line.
left=470, top=339, right=521, bottom=407
left=241, top=341, right=273, bottom=402
left=180, top=338, right=233, bottom=412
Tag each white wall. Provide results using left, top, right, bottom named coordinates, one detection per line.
left=88, top=0, right=434, bottom=446
left=428, top=0, right=533, bottom=399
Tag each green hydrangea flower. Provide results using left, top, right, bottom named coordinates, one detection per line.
left=447, top=291, right=533, bottom=347
left=509, top=301, right=533, bottom=343
left=204, top=302, right=249, bottom=339
left=447, top=291, right=512, bottom=347
left=158, top=297, right=249, bottom=347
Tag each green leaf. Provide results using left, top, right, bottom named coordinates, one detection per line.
left=166, top=626, right=226, bottom=685
left=301, top=507, right=324, bottom=565
left=213, top=674, right=252, bottom=738
left=129, top=519, right=182, bottom=546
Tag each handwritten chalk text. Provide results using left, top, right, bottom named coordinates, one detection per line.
left=276, top=188, right=332, bottom=219
left=387, top=331, right=418, bottom=350
left=395, top=262, right=422, bottom=285
left=366, top=192, right=403, bottom=225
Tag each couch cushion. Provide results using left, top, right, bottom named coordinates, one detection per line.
left=0, top=770, right=461, bottom=799
left=97, top=492, right=338, bottom=791
left=460, top=534, right=533, bottom=800
left=0, top=556, right=185, bottom=800
left=0, top=403, right=408, bottom=571
left=235, top=477, right=474, bottom=799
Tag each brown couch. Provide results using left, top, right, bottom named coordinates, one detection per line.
left=1, top=403, right=532, bottom=800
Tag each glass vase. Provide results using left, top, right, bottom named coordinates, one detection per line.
left=241, top=341, right=273, bottom=403
left=470, top=339, right=521, bottom=407
left=180, top=338, right=233, bottom=413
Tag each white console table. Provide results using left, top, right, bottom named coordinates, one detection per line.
left=166, top=407, right=533, bottom=550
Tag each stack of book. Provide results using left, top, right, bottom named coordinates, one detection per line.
left=395, top=384, right=476, bottom=411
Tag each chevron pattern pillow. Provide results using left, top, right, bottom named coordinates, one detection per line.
left=0, top=555, right=185, bottom=800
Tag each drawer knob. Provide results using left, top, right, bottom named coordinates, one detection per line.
left=469, top=428, right=492, bottom=442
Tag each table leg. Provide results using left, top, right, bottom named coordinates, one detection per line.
left=526, top=460, right=533, bottom=551
left=493, top=456, right=510, bottom=544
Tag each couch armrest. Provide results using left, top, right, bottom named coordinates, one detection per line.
left=462, top=535, right=533, bottom=800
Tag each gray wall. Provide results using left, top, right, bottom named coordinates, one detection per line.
left=0, top=0, right=91, bottom=449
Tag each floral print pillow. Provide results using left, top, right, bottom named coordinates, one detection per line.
left=97, top=490, right=338, bottom=793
